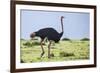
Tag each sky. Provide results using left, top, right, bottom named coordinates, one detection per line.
left=20, top=9, right=90, bottom=40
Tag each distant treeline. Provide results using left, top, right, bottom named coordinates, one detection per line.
left=62, top=37, right=89, bottom=41
left=21, top=37, right=90, bottom=41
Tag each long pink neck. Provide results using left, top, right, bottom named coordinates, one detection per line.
left=61, top=17, right=64, bottom=32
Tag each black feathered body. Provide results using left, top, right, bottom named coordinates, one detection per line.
left=35, top=28, right=63, bottom=43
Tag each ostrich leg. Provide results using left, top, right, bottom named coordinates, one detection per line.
left=48, top=40, right=52, bottom=58
left=40, top=39, right=45, bottom=58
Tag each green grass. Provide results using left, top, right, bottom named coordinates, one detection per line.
left=20, top=39, right=89, bottom=63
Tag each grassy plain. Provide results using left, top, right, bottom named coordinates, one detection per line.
left=20, top=39, right=89, bottom=63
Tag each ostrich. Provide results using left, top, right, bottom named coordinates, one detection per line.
left=30, top=16, right=64, bottom=58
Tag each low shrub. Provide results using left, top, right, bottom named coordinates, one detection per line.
left=23, top=41, right=46, bottom=47
left=59, top=51, right=74, bottom=57
left=62, top=38, right=71, bottom=41
left=80, top=38, right=89, bottom=41
left=32, top=42, right=40, bottom=45
left=50, top=53, right=55, bottom=57
left=21, top=59, right=25, bottom=63
left=23, top=41, right=32, bottom=47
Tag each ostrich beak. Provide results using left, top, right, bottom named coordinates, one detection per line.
left=30, top=32, right=35, bottom=39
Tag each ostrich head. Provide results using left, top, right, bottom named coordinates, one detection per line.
left=30, top=32, right=36, bottom=39
left=61, top=16, right=64, bottom=19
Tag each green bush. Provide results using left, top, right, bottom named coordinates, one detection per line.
left=80, top=38, right=89, bottom=41
left=62, top=38, right=71, bottom=41
left=23, top=41, right=32, bottom=47
left=59, top=51, right=74, bottom=57
left=21, top=59, right=25, bottom=63
left=50, top=53, right=55, bottom=57
left=32, top=42, right=40, bottom=45
left=32, top=42, right=45, bottom=45
left=23, top=41, right=46, bottom=47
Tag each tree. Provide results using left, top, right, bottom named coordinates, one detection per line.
left=80, top=38, right=89, bottom=41
left=62, top=38, right=71, bottom=41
